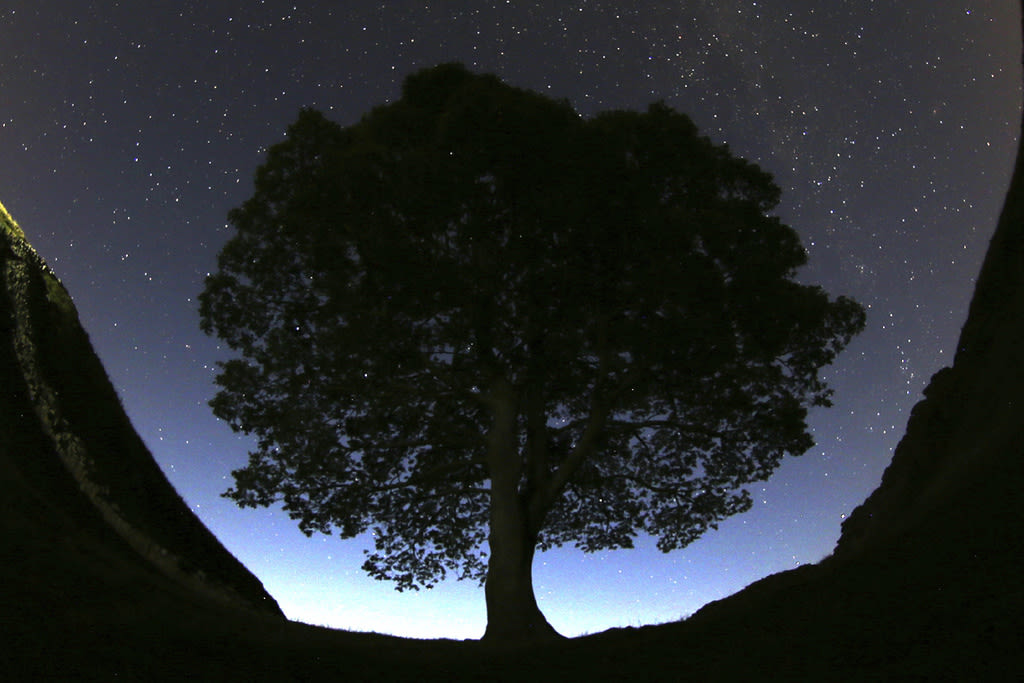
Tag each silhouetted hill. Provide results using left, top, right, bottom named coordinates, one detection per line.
left=1, top=202, right=288, bottom=674
left=833, top=136, right=1024, bottom=560
left=4, top=37, right=1024, bottom=674
left=5, top=120, right=1023, bottom=674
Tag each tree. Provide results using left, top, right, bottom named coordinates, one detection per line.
left=199, top=63, right=866, bottom=642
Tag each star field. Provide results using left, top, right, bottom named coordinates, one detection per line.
left=1, top=1, right=1020, bottom=638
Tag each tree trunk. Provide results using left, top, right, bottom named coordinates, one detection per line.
left=480, top=377, right=562, bottom=643
left=482, top=491, right=561, bottom=643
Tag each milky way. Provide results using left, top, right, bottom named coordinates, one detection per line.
left=1, top=1, right=1019, bottom=637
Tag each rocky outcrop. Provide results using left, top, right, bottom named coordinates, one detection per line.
left=834, top=88, right=1024, bottom=560
left=1, top=200, right=283, bottom=625
left=673, top=18, right=1024, bottom=674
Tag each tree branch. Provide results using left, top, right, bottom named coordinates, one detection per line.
left=537, top=317, right=614, bottom=510
left=605, top=417, right=720, bottom=441
left=542, top=393, right=610, bottom=507
left=384, top=455, right=488, bottom=491
left=523, top=377, right=551, bottom=510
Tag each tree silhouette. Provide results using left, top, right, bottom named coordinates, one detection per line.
left=199, top=63, right=865, bottom=642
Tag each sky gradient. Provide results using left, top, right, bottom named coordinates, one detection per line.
left=2, top=2, right=1020, bottom=638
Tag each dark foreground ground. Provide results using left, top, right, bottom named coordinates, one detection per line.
left=2, top=469, right=1019, bottom=682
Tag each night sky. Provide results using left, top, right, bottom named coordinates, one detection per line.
left=2, top=2, right=1020, bottom=639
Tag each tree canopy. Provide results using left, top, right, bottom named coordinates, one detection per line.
left=199, top=63, right=865, bottom=641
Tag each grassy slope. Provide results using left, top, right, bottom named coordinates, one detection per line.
left=2, top=207, right=283, bottom=635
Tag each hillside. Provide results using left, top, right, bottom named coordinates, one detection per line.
left=1, top=202, right=288, bottom=674
left=3, top=58, right=1024, bottom=677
